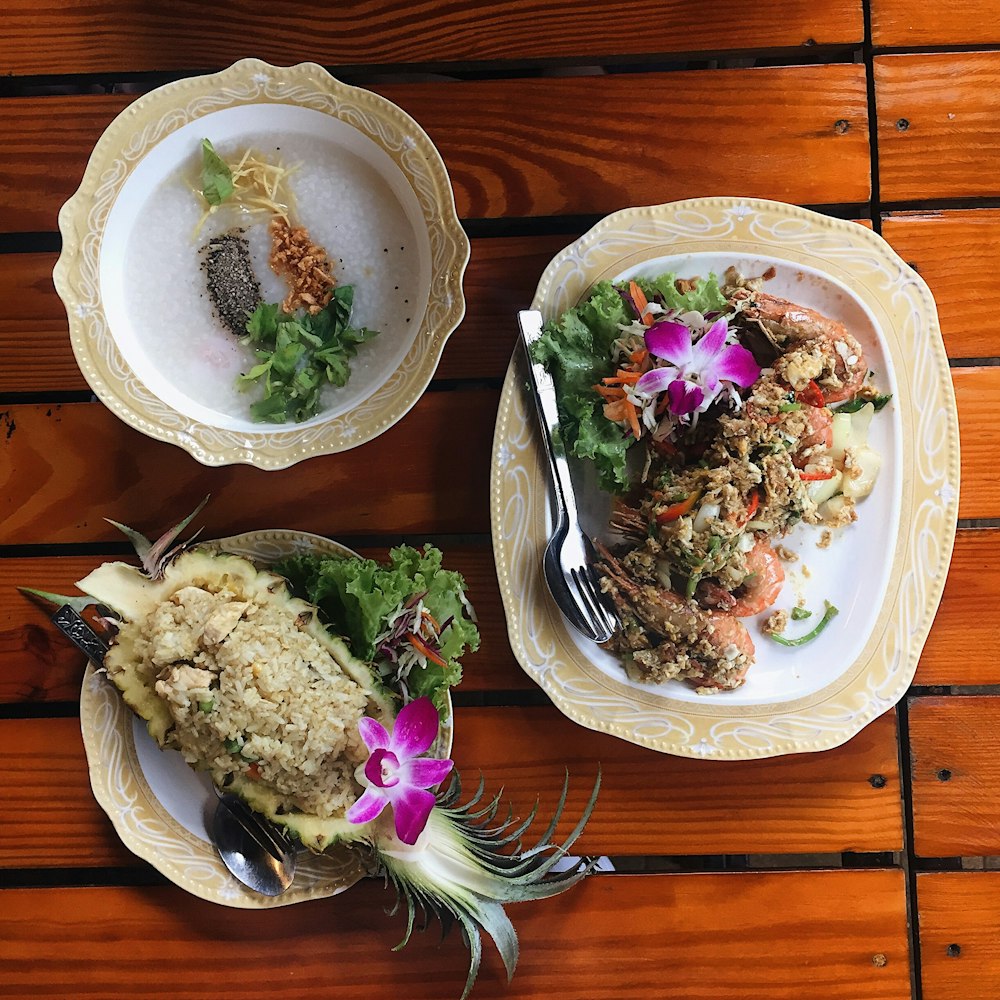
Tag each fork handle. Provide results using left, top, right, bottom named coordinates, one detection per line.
left=517, top=310, right=581, bottom=527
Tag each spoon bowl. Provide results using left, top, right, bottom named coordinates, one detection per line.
left=212, top=791, right=297, bottom=896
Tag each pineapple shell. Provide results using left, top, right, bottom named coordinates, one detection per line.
left=78, top=547, right=397, bottom=851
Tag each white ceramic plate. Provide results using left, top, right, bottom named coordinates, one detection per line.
left=490, top=198, right=959, bottom=759
left=80, top=529, right=450, bottom=908
left=55, top=59, right=469, bottom=468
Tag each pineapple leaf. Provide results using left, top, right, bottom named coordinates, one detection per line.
left=374, top=768, right=600, bottom=999
left=106, top=495, right=210, bottom=578
left=19, top=587, right=95, bottom=615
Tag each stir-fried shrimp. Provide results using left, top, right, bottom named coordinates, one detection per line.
left=595, top=546, right=755, bottom=693
left=729, top=541, right=785, bottom=617
left=732, top=287, right=868, bottom=403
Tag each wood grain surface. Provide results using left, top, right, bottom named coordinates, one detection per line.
left=0, top=706, right=901, bottom=868
left=908, top=697, right=1000, bottom=857
left=876, top=53, right=1000, bottom=203
left=4, top=362, right=985, bottom=541
left=952, top=367, right=1000, bottom=520
left=1, top=0, right=863, bottom=77
left=0, top=65, right=870, bottom=232
left=915, top=530, right=1000, bottom=687
left=881, top=210, right=1000, bottom=359
left=0, top=394, right=496, bottom=545
left=918, top=871, right=1000, bottom=1000
left=0, top=870, right=909, bottom=999
left=871, top=0, right=1000, bottom=48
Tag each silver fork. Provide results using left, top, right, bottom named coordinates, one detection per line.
left=517, top=310, right=619, bottom=644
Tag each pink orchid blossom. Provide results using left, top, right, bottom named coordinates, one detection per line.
left=635, top=317, right=759, bottom=417
left=346, top=696, right=453, bottom=845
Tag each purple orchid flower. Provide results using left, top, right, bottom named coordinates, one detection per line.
left=635, top=317, right=760, bottom=416
left=346, top=696, right=453, bottom=845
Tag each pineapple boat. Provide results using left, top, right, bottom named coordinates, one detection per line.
left=25, top=506, right=598, bottom=998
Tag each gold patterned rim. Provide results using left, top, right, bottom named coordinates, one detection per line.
left=490, top=197, right=959, bottom=759
left=80, top=529, right=453, bottom=908
left=54, top=58, right=469, bottom=468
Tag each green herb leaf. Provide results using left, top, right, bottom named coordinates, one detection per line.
left=238, top=288, right=380, bottom=424
left=200, top=139, right=234, bottom=206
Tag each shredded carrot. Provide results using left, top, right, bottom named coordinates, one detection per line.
left=603, top=399, right=629, bottom=422
left=654, top=393, right=672, bottom=416
left=421, top=608, right=442, bottom=633
left=623, top=398, right=642, bottom=439
left=594, top=384, right=625, bottom=401
left=407, top=632, right=448, bottom=668
left=629, top=280, right=654, bottom=327
left=630, top=348, right=649, bottom=365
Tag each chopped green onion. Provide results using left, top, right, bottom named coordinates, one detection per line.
left=778, top=401, right=802, bottom=412
left=198, top=699, right=214, bottom=713
left=224, top=737, right=241, bottom=753
left=791, top=607, right=812, bottom=621
left=685, top=574, right=699, bottom=600
left=769, top=601, right=838, bottom=647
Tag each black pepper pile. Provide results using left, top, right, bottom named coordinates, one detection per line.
left=201, top=231, right=262, bottom=337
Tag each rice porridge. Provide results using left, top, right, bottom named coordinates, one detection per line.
left=117, top=131, right=426, bottom=425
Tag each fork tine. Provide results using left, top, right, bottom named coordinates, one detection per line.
left=569, top=566, right=616, bottom=642
left=578, top=566, right=619, bottom=636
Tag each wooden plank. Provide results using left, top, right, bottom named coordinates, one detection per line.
left=908, top=697, right=1000, bottom=857
left=916, top=530, right=1000, bottom=687
left=918, top=872, right=1000, bottom=1000
left=455, top=706, right=903, bottom=856
left=1, top=0, right=863, bottom=77
left=953, top=367, right=1000, bottom=521
left=881, top=211, right=1000, bottom=359
left=0, top=392, right=495, bottom=545
left=0, top=706, right=901, bottom=867
left=0, top=66, right=870, bottom=232
left=6, top=364, right=981, bottom=546
left=0, top=719, right=134, bottom=868
left=0, top=235, right=572, bottom=392
left=0, top=870, right=909, bottom=998
left=875, top=53, right=1000, bottom=203
left=871, top=0, right=1000, bottom=48
left=3, top=547, right=525, bottom=704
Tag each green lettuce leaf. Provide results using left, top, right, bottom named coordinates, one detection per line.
left=530, top=272, right=727, bottom=493
left=275, top=545, right=479, bottom=714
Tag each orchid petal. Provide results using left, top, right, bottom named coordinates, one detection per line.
left=667, top=380, right=704, bottom=416
left=689, top=318, right=729, bottom=370
left=635, top=365, right=680, bottom=396
left=400, top=756, right=455, bottom=788
left=346, top=786, right=388, bottom=825
left=366, top=747, right=400, bottom=788
left=388, top=696, right=440, bottom=759
left=715, top=343, right=761, bottom=388
left=644, top=321, right=692, bottom=365
left=358, top=716, right=390, bottom=752
left=391, top=787, right=437, bottom=845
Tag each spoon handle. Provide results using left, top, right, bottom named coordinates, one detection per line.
left=51, top=605, right=110, bottom=664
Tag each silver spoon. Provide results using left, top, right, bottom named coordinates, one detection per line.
left=212, top=790, right=297, bottom=896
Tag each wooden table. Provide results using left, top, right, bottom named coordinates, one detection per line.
left=2, top=3, right=998, bottom=997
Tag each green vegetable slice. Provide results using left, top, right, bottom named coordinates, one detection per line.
left=835, top=393, right=892, bottom=413
left=200, top=138, right=234, bottom=206
left=790, top=606, right=812, bottom=621
left=768, top=601, right=839, bottom=647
